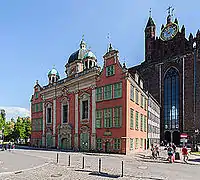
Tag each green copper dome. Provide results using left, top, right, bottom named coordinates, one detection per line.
left=83, top=51, right=96, bottom=59
left=48, top=68, right=60, bottom=77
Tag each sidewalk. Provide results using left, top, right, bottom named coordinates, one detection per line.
left=136, top=146, right=200, bottom=165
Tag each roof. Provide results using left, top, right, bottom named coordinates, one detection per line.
left=146, top=17, right=155, bottom=27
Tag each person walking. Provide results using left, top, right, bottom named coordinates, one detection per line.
left=182, top=146, right=188, bottom=162
left=155, top=145, right=159, bottom=157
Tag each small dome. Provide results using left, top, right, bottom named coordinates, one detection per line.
left=83, top=51, right=96, bottom=59
left=68, top=49, right=87, bottom=63
left=48, top=68, right=60, bottom=77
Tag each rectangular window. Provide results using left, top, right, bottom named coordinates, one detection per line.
left=136, top=138, right=139, bottom=149
left=114, top=82, right=122, bottom=98
left=104, top=108, right=112, bottom=128
left=106, top=65, right=115, bottom=76
left=130, top=108, right=134, bottom=129
left=113, top=106, right=122, bottom=127
left=130, top=85, right=134, bottom=101
left=104, top=84, right=112, bottom=100
left=82, top=100, right=88, bottom=119
left=96, top=87, right=103, bottom=101
left=141, top=138, right=143, bottom=149
left=144, top=98, right=147, bottom=110
left=47, top=108, right=52, bottom=123
left=130, top=138, right=134, bottom=150
left=35, top=92, right=38, bottom=99
left=96, top=110, right=102, bottom=128
left=114, top=138, right=121, bottom=150
left=35, top=104, right=39, bottom=112
left=141, top=95, right=143, bottom=108
left=96, top=138, right=102, bottom=150
left=135, top=111, right=139, bottom=130
left=31, top=104, right=35, bottom=113
left=40, top=102, right=43, bottom=112
left=140, top=114, right=143, bottom=131
left=136, top=89, right=139, bottom=104
left=144, top=116, right=147, bottom=132
left=63, top=104, right=68, bottom=123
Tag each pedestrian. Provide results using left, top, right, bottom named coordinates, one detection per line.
left=182, top=146, right=188, bottom=162
left=167, top=144, right=174, bottom=163
left=172, top=143, right=176, bottom=153
left=155, top=145, right=159, bottom=157
left=151, top=144, right=156, bottom=159
left=8, top=141, right=11, bottom=152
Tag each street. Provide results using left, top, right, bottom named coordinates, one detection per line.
left=0, top=148, right=200, bottom=179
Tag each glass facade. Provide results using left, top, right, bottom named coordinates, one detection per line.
left=164, top=67, right=179, bottom=130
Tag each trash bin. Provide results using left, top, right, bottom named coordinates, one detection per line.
left=175, top=152, right=180, bottom=160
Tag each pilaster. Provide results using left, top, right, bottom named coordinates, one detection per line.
left=91, top=88, right=96, bottom=150
left=74, top=93, right=79, bottom=148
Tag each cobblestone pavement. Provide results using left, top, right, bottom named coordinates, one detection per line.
left=0, top=149, right=200, bottom=180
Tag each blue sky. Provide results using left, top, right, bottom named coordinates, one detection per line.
left=0, top=0, right=199, bottom=120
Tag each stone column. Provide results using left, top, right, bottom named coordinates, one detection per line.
left=42, top=101, right=46, bottom=147
left=53, top=98, right=56, bottom=147
left=74, top=93, right=79, bottom=149
left=91, top=88, right=96, bottom=150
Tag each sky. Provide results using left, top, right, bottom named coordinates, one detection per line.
left=0, top=0, right=199, bottom=120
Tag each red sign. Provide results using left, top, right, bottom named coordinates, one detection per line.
left=180, top=133, right=188, bottom=138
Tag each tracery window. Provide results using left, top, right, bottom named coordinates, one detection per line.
left=164, top=67, right=179, bottom=130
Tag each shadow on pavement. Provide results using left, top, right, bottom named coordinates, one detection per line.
left=89, top=171, right=120, bottom=178
left=75, top=169, right=120, bottom=178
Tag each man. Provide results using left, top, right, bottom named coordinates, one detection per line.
left=172, top=143, right=176, bottom=153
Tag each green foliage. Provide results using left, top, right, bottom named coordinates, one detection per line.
left=0, top=114, right=31, bottom=143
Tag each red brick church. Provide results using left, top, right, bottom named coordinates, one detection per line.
left=129, top=7, right=200, bottom=145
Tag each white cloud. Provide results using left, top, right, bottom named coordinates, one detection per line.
left=0, top=107, right=30, bottom=121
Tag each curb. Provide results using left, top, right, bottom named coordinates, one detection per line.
left=0, top=162, right=50, bottom=176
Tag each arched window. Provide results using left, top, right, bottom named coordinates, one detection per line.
left=164, top=67, right=179, bottom=130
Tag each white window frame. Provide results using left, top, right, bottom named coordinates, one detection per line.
left=80, top=93, right=90, bottom=121
left=61, top=98, right=69, bottom=124
left=46, top=103, right=52, bottom=124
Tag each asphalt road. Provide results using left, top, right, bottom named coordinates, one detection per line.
left=0, top=149, right=47, bottom=173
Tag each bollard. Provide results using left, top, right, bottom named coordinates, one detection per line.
left=82, top=156, right=85, bottom=169
left=57, top=153, right=59, bottom=163
left=68, top=155, right=71, bottom=166
left=98, top=158, right=101, bottom=173
left=121, top=160, right=123, bottom=177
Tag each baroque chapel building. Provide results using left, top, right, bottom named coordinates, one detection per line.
left=31, top=38, right=154, bottom=154
left=129, top=9, right=200, bottom=145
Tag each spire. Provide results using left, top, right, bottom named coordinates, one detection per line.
left=181, top=25, right=185, bottom=33
left=107, top=33, right=113, bottom=52
left=166, top=6, right=174, bottom=24
left=174, top=18, right=178, bottom=24
left=146, top=8, right=155, bottom=28
left=189, top=33, right=193, bottom=41
left=36, top=80, right=39, bottom=85
left=80, top=34, right=86, bottom=49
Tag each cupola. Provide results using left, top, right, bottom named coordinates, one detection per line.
left=48, top=66, right=60, bottom=84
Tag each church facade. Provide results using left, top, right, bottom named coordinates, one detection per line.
left=31, top=40, right=150, bottom=154
left=129, top=9, right=200, bottom=145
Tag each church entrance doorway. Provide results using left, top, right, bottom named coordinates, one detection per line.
left=61, top=136, right=71, bottom=150
left=173, top=131, right=180, bottom=145
left=165, top=131, right=171, bottom=143
left=80, top=133, right=89, bottom=151
left=105, top=141, right=111, bottom=153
